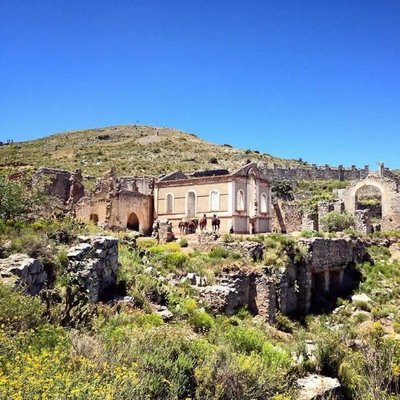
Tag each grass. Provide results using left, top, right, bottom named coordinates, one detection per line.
left=2, top=219, right=400, bottom=398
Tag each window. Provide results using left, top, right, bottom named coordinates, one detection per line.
left=237, top=189, right=245, bottom=211
left=260, top=193, right=268, bottom=213
left=186, top=191, right=196, bottom=217
left=210, top=190, right=219, bottom=211
left=165, top=193, right=173, bottom=213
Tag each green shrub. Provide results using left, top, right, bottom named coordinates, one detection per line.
left=0, top=283, right=44, bottom=331
left=300, top=230, right=322, bottom=238
left=149, top=242, right=181, bottom=253
left=209, top=246, right=240, bottom=260
left=178, top=238, right=188, bottom=247
left=136, top=237, right=158, bottom=249
left=189, top=310, right=215, bottom=333
left=320, top=211, right=354, bottom=232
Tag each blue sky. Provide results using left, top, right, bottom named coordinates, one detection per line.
left=1, top=1, right=399, bottom=168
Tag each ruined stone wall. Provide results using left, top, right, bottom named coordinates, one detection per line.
left=200, top=237, right=369, bottom=322
left=109, top=193, right=153, bottom=235
left=67, top=236, right=119, bottom=302
left=33, top=167, right=85, bottom=206
left=271, top=201, right=303, bottom=233
left=354, top=210, right=372, bottom=235
left=119, top=176, right=154, bottom=194
left=302, top=212, right=318, bottom=231
left=74, top=169, right=154, bottom=233
left=261, top=164, right=369, bottom=182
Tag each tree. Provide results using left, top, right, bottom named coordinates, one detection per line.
left=0, top=174, right=44, bottom=220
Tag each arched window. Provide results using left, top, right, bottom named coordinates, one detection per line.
left=260, top=193, right=268, bottom=213
left=186, top=191, right=196, bottom=217
left=237, top=189, right=245, bottom=211
left=165, top=193, right=173, bottom=213
left=210, top=189, right=219, bottom=211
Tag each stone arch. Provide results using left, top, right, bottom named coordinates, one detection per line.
left=341, top=176, right=399, bottom=230
left=127, top=212, right=140, bottom=231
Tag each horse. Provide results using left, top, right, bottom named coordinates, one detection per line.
left=178, top=220, right=186, bottom=234
left=199, top=214, right=207, bottom=231
left=211, top=215, right=220, bottom=232
left=187, top=218, right=198, bottom=234
left=179, top=218, right=198, bottom=234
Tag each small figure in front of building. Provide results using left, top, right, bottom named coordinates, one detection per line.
left=212, top=214, right=220, bottom=232
left=249, top=218, right=256, bottom=234
left=199, top=214, right=207, bottom=231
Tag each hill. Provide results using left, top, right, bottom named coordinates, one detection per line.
left=0, top=125, right=302, bottom=177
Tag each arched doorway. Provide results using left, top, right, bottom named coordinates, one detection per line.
left=127, top=212, right=139, bottom=231
left=90, top=214, right=99, bottom=225
left=186, top=191, right=196, bottom=217
left=355, top=185, right=382, bottom=222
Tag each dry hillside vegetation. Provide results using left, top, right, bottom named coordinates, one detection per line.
left=0, top=125, right=302, bottom=177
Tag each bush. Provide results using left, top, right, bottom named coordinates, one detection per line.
left=136, top=237, right=158, bottom=249
left=0, top=283, right=44, bottom=331
left=189, top=310, right=215, bottom=333
left=209, top=246, right=240, bottom=259
left=178, top=238, right=188, bottom=247
left=320, top=211, right=354, bottom=232
left=300, top=230, right=322, bottom=238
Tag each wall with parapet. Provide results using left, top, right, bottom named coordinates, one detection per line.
left=261, top=164, right=370, bottom=181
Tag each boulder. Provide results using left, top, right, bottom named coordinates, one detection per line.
left=0, top=254, right=47, bottom=295
left=297, top=374, right=341, bottom=400
left=351, top=293, right=372, bottom=304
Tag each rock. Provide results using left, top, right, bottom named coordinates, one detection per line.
left=144, top=266, right=154, bottom=274
left=220, top=241, right=264, bottom=261
left=0, top=254, right=47, bottom=295
left=297, top=374, right=341, bottom=400
left=181, top=272, right=208, bottom=286
left=351, top=293, right=372, bottom=304
left=153, top=305, right=173, bottom=321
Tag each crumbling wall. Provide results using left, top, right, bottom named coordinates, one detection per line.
left=67, top=236, right=119, bottom=302
left=271, top=201, right=303, bottom=233
left=354, top=210, right=372, bottom=235
left=75, top=168, right=154, bottom=233
left=200, top=237, right=368, bottom=322
left=33, top=167, right=85, bottom=206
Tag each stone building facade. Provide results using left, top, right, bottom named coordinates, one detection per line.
left=154, top=163, right=272, bottom=234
